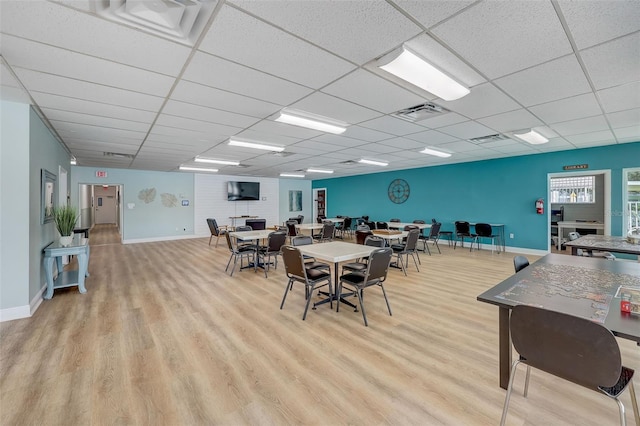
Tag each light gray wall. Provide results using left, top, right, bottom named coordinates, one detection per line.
left=279, top=179, right=312, bottom=224
left=0, top=101, right=30, bottom=312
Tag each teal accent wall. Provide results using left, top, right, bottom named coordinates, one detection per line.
left=70, top=167, right=194, bottom=241
left=313, top=142, right=640, bottom=251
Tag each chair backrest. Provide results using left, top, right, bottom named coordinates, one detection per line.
left=266, top=231, right=288, bottom=252
left=364, top=235, right=385, bottom=248
left=281, top=245, right=307, bottom=280
left=321, top=222, right=335, bottom=240
left=286, top=220, right=298, bottom=237
left=568, top=231, right=581, bottom=241
left=428, top=222, right=441, bottom=238
left=245, top=219, right=266, bottom=230
left=513, top=256, right=529, bottom=273
left=413, top=219, right=426, bottom=224
left=510, top=305, right=622, bottom=391
left=389, top=218, right=400, bottom=223
left=355, top=230, right=373, bottom=245
left=475, top=223, right=492, bottom=237
left=355, top=218, right=365, bottom=226
left=404, top=229, right=420, bottom=251
left=292, top=235, right=313, bottom=247
left=455, top=221, right=470, bottom=234
left=206, top=218, right=218, bottom=235
left=224, top=231, right=236, bottom=252
left=376, top=221, right=389, bottom=230
left=403, top=224, right=418, bottom=231
left=316, top=215, right=326, bottom=223
left=364, top=220, right=377, bottom=230
left=236, top=225, right=252, bottom=232
left=363, top=248, right=393, bottom=284
left=297, top=215, right=304, bottom=224
left=342, top=217, right=352, bottom=229
left=431, top=218, right=437, bottom=224
left=357, top=224, right=370, bottom=232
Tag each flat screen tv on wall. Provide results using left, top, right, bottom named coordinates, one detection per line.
left=227, top=181, right=260, bottom=201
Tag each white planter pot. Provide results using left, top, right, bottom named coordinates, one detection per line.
left=59, top=235, right=73, bottom=247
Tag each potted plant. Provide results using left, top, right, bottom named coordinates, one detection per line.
left=52, top=205, right=78, bottom=246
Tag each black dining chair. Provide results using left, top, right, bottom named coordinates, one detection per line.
left=474, top=223, right=500, bottom=253
left=454, top=221, right=477, bottom=251
left=342, top=235, right=385, bottom=275
left=206, top=218, right=228, bottom=247
left=513, top=255, right=529, bottom=273
left=255, top=231, right=287, bottom=278
left=500, top=305, right=639, bottom=426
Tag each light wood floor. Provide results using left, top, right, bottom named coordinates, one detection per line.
left=1, top=225, right=638, bottom=425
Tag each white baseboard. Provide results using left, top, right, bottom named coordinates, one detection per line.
left=0, top=284, right=47, bottom=322
left=122, top=234, right=199, bottom=244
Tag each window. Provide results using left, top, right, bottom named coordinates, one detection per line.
left=550, top=176, right=595, bottom=203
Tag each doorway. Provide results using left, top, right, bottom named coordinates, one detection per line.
left=95, top=185, right=117, bottom=224
left=548, top=169, right=611, bottom=252
left=623, top=168, right=640, bottom=235
left=313, top=188, right=326, bottom=222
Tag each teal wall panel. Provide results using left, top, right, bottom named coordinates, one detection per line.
left=313, top=142, right=640, bottom=251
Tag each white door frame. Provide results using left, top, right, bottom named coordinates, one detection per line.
left=622, top=167, right=640, bottom=234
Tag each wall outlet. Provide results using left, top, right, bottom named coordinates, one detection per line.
left=510, top=233, right=514, bottom=239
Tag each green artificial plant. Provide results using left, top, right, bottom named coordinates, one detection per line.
left=52, top=205, right=78, bottom=237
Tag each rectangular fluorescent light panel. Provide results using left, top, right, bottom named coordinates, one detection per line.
left=195, top=157, right=240, bottom=166
left=513, top=130, right=549, bottom=145
left=276, top=109, right=347, bottom=134
left=280, top=173, right=305, bottom=178
left=378, top=45, right=470, bottom=101
left=179, top=166, right=218, bottom=172
left=228, top=138, right=284, bottom=152
left=420, top=147, right=452, bottom=158
left=358, top=158, right=388, bottom=166
left=306, top=168, right=334, bottom=174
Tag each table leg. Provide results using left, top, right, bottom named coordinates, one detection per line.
left=313, top=262, right=357, bottom=310
left=499, top=306, right=512, bottom=389
left=77, top=251, right=88, bottom=294
left=44, top=257, right=56, bottom=299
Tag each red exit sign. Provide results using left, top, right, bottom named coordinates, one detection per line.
left=95, top=171, right=108, bottom=178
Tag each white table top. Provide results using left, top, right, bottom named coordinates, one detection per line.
left=297, top=241, right=376, bottom=263
left=371, top=230, right=408, bottom=240
left=296, top=223, right=325, bottom=230
left=386, top=222, right=431, bottom=230
left=325, top=217, right=344, bottom=223
left=229, top=229, right=274, bottom=240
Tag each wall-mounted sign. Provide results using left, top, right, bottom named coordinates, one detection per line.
left=563, top=164, right=588, bottom=170
left=182, top=200, right=189, bottom=206
left=96, top=170, right=108, bottom=177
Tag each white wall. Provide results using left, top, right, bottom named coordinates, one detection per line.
left=279, top=178, right=312, bottom=224
left=194, top=174, right=280, bottom=235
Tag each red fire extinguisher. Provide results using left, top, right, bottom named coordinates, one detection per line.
left=536, top=198, right=544, bottom=215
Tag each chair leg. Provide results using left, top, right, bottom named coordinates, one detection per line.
left=380, top=283, right=392, bottom=316
left=225, top=254, right=233, bottom=272
left=434, top=238, right=441, bottom=254
left=356, top=288, right=368, bottom=326
left=523, top=365, right=531, bottom=397
left=280, top=278, right=293, bottom=309
left=500, top=359, right=522, bottom=426
left=424, top=239, right=431, bottom=256
left=229, top=255, right=238, bottom=277
left=209, top=235, right=213, bottom=246
left=410, top=253, right=420, bottom=272
left=302, top=283, right=316, bottom=320
left=397, top=254, right=407, bottom=276
left=628, top=379, right=639, bottom=426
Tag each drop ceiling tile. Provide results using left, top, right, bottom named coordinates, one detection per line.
left=439, top=83, right=520, bottom=119
left=549, top=115, right=610, bottom=137
left=437, top=120, right=498, bottom=140
left=154, top=114, right=242, bottom=136
left=183, top=52, right=312, bottom=105
left=54, top=123, right=146, bottom=144
left=413, top=112, right=468, bottom=129
left=534, top=138, right=576, bottom=152
left=292, top=140, right=339, bottom=152
left=234, top=129, right=300, bottom=147
left=404, top=130, right=458, bottom=145
left=477, top=109, right=543, bottom=133
left=557, top=0, right=640, bottom=50
left=359, top=116, right=428, bottom=135
left=171, top=80, right=282, bottom=118
left=150, top=125, right=211, bottom=140
left=0, top=1, right=191, bottom=75
left=613, top=125, right=640, bottom=141
left=494, top=55, right=591, bottom=107
left=528, top=93, right=602, bottom=124
left=2, top=36, right=175, bottom=96
left=341, top=125, right=394, bottom=142
left=63, top=139, right=140, bottom=154
left=289, top=92, right=381, bottom=124
left=321, top=69, right=425, bottom=114
left=437, top=139, right=485, bottom=153
left=33, top=92, right=156, bottom=123
left=392, top=0, right=476, bottom=28
left=312, top=134, right=369, bottom=149
left=251, top=120, right=322, bottom=140
left=357, top=144, right=398, bottom=154
left=565, top=130, right=616, bottom=145
left=432, top=0, right=572, bottom=78
left=17, top=69, right=164, bottom=111
left=42, top=108, right=151, bottom=133
left=162, top=100, right=260, bottom=129
left=378, top=137, right=424, bottom=150
left=200, top=5, right=355, bottom=88
left=581, top=33, right=640, bottom=90
left=230, top=0, right=421, bottom=64
left=606, top=109, right=640, bottom=130
left=597, top=82, right=640, bottom=113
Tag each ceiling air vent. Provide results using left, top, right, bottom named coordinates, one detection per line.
left=270, top=151, right=294, bottom=157
left=468, top=134, right=509, bottom=144
left=103, top=152, right=135, bottom=159
left=392, top=102, right=449, bottom=123
left=96, top=0, right=217, bottom=46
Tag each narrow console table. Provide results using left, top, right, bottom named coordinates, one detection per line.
left=43, top=235, right=90, bottom=299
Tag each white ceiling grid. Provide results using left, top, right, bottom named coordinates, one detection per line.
left=0, top=0, right=638, bottom=178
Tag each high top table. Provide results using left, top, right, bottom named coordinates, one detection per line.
left=477, top=253, right=640, bottom=389
left=43, top=234, right=90, bottom=299
left=565, top=234, right=640, bottom=259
